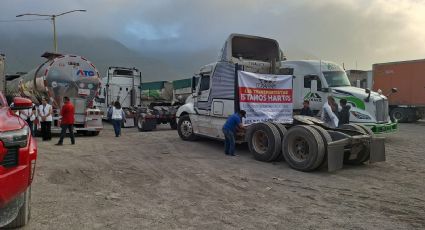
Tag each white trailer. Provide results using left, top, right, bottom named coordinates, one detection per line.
left=282, top=61, right=397, bottom=134
left=176, top=34, right=386, bottom=172
left=96, top=67, right=142, bottom=127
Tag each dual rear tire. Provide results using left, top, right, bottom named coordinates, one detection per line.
left=281, top=125, right=326, bottom=171
left=340, top=124, right=373, bottom=165
left=246, top=123, right=328, bottom=172
left=246, top=122, right=281, bottom=162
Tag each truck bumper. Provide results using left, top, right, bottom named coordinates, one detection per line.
left=326, top=135, right=386, bottom=172
left=360, top=121, right=398, bottom=134
left=0, top=165, right=29, bottom=208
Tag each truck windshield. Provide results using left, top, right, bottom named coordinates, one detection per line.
left=323, top=71, right=351, bottom=87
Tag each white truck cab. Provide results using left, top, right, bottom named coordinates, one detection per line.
left=176, top=34, right=386, bottom=172
left=281, top=60, right=397, bottom=133
left=177, top=34, right=282, bottom=139
left=96, top=67, right=142, bottom=126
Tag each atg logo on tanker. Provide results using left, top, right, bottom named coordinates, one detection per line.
left=76, top=69, right=95, bottom=77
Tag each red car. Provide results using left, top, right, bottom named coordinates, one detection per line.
left=0, top=92, right=37, bottom=228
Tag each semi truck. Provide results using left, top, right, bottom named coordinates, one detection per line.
left=136, top=81, right=178, bottom=131
left=96, top=67, right=142, bottom=127
left=373, top=59, right=425, bottom=123
left=282, top=61, right=397, bottom=133
left=5, top=52, right=103, bottom=136
left=176, top=34, right=386, bottom=172
left=1, top=54, right=38, bottom=228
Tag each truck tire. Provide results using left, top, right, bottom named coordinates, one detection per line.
left=390, top=108, right=408, bottom=123
left=177, top=115, right=197, bottom=141
left=356, top=124, right=374, bottom=136
left=170, top=120, right=178, bottom=130
left=137, top=117, right=152, bottom=132
left=270, top=123, right=287, bottom=161
left=76, top=130, right=88, bottom=136
left=340, top=124, right=371, bottom=165
left=310, top=125, right=332, bottom=169
left=90, top=131, right=100, bottom=136
left=247, top=122, right=281, bottom=162
left=282, top=125, right=325, bottom=171
left=5, top=187, right=31, bottom=228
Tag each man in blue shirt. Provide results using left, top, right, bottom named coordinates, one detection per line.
left=222, top=110, right=246, bottom=156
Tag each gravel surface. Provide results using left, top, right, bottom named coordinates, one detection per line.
left=21, top=122, right=425, bottom=229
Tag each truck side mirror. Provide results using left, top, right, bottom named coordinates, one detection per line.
left=191, top=76, right=197, bottom=93
left=365, top=88, right=371, bottom=102
left=311, top=80, right=318, bottom=93
left=391, top=88, right=398, bottom=93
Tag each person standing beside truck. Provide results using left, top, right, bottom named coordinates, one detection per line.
left=338, top=98, right=351, bottom=126
left=300, top=100, right=314, bottom=116
left=56, top=96, right=75, bottom=145
left=222, top=110, right=246, bottom=156
left=321, top=96, right=339, bottom=128
left=38, top=97, right=53, bottom=141
left=19, top=102, right=36, bottom=136
left=109, top=101, right=125, bottom=137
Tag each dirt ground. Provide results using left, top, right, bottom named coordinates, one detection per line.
left=22, top=122, right=425, bottom=229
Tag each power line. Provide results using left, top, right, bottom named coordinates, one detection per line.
left=0, top=18, right=50, bottom=23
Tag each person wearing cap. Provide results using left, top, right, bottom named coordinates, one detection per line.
left=222, top=110, right=246, bottom=156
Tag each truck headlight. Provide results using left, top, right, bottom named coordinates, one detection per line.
left=350, top=111, right=371, bottom=120
left=0, top=126, right=29, bottom=148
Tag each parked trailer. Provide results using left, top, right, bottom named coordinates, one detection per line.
left=97, top=66, right=142, bottom=127
left=176, top=34, right=385, bottom=172
left=5, top=52, right=103, bottom=135
left=172, top=78, right=198, bottom=104
left=136, top=81, right=178, bottom=131
left=373, top=59, right=425, bottom=123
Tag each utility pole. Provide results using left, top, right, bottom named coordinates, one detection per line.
left=16, top=10, right=86, bottom=53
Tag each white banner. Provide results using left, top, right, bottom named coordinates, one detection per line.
left=238, top=71, right=293, bottom=125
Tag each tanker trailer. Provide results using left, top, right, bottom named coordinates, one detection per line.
left=5, top=52, right=103, bottom=136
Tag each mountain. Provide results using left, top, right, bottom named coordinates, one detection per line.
left=0, top=34, right=210, bottom=81
left=0, top=34, right=319, bottom=82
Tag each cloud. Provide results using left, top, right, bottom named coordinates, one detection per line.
left=1, top=0, right=424, bottom=70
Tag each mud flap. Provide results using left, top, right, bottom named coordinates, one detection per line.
left=326, top=139, right=347, bottom=172
left=369, top=137, right=386, bottom=163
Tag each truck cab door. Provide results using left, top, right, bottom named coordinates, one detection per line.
left=303, top=75, right=325, bottom=113
left=193, top=74, right=214, bottom=135
left=194, top=74, right=211, bottom=115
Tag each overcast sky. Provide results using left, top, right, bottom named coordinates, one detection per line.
left=1, top=0, right=425, bottom=70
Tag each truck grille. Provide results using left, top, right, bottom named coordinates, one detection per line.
left=0, top=148, right=19, bottom=168
left=375, top=99, right=389, bottom=123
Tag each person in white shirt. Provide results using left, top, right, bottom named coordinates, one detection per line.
left=108, top=101, right=126, bottom=137
left=19, top=102, right=36, bottom=136
left=321, top=96, right=339, bottom=128
left=38, top=97, right=53, bottom=141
